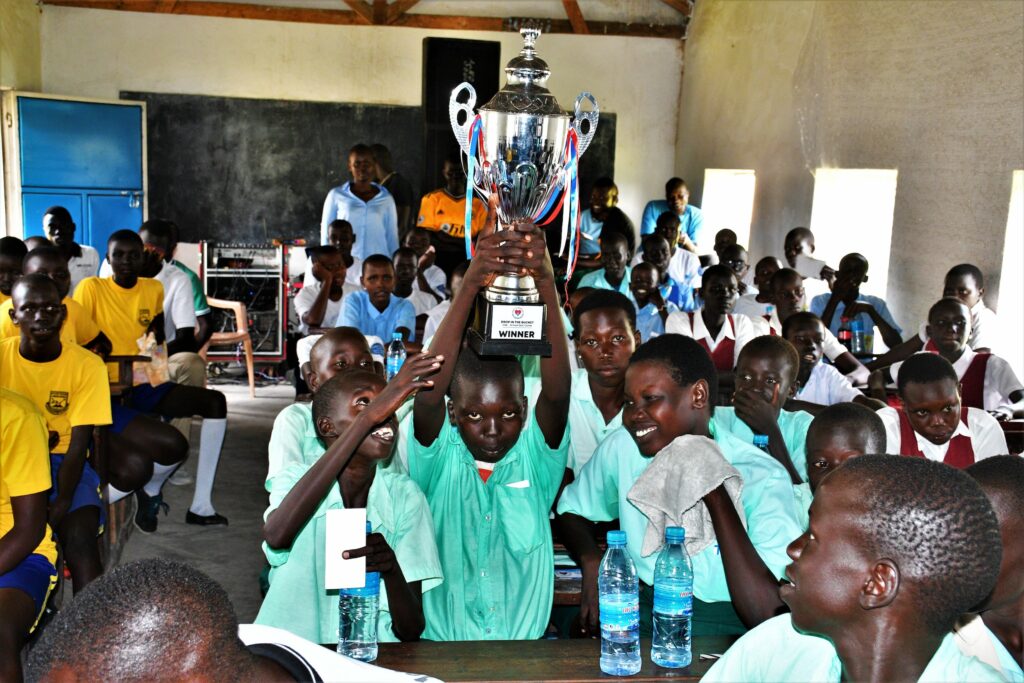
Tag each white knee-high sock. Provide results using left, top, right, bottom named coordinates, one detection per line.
left=189, top=418, right=227, bottom=516
left=107, top=484, right=132, bottom=504
left=143, top=462, right=179, bottom=497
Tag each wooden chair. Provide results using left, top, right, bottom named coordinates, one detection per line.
left=199, top=297, right=256, bottom=399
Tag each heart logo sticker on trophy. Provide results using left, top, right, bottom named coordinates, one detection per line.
left=450, top=26, right=599, bottom=356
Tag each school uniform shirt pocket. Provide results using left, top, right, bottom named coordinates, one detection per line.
left=494, top=482, right=544, bottom=554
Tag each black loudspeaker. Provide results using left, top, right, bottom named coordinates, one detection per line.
left=423, top=38, right=501, bottom=194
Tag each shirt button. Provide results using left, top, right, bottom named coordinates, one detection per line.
left=481, top=571, right=487, bottom=577
left=485, top=628, right=491, bottom=634
left=485, top=514, right=491, bottom=521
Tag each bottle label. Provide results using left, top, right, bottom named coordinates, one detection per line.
left=599, top=595, right=640, bottom=631
left=653, top=582, right=693, bottom=617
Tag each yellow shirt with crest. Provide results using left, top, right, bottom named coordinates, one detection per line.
left=0, top=296, right=101, bottom=347
left=72, top=276, right=164, bottom=381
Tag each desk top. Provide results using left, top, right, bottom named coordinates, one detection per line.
left=376, top=637, right=735, bottom=682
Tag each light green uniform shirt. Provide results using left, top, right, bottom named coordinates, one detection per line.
left=704, top=613, right=1006, bottom=682
left=257, top=463, right=443, bottom=645
left=567, top=368, right=623, bottom=475
left=794, top=481, right=813, bottom=530
left=556, top=426, right=803, bottom=600
left=408, top=416, right=569, bottom=641
left=267, top=402, right=323, bottom=485
left=712, top=407, right=814, bottom=483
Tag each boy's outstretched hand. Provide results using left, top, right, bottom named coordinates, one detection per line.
left=360, top=352, right=443, bottom=426
left=343, top=532, right=400, bottom=576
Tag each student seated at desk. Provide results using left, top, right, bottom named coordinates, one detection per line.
left=409, top=207, right=571, bottom=641
left=0, top=388, right=58, bottom=683
left=640, top=177, right=703, bottom=254
left=877, top=353, right=1007, bottom=466
left=577, top=231, right=631, bottom=296
left=393, top=247, right=442, bottom=316
left=763, top=268, right=869, bottom=385
left=964, top=456, right=1024, bottom=680
left=556, top=335, right=803, bottom=637
left=575, top=176, right=618, bottom=271
left=42, top=206, right=100, bottom=293
left=423, top=261, right=468, bottom=341
left=732, top=256, right=781, bottom=319
left=294, top=245, right=358, bottom=335
left=783, top=312, right=886, bottom=415
left=781, top=226, right=833, bottom=301
left=1, top=276, right=110, bottom=594
left=666, top=265, right=759, bottom=379
left=633, top=213, right=700, bottom=307
left=810, top=252, right=903, bottom=350
left=636, top=234, right=693, bottom=311
left=629, top=262, right=676, bottom=342
left=338, top=254, right=418, bottom=347
left=403, top=227, right=448, bottom=298
left=712, top=335, right=812, bottom=486
left=267, top=328, right=376, bottom=484
left=0, top=246, right=110, bottom=354
left=259, top=362, right=444, bottom=645
left=566, top=290, right=640, bottom=476
left=74, top=230, right=227, bottom=532
left=704, top=455, right=1006, bottom=683
left=719, top=243, right=756, bottom=295
left=0, top=236, right=27, bottom=306
left=873, top=298, right=1024, bottom=419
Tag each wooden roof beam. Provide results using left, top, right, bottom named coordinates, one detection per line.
left=659, top=0, right=693, bottom=16
left=561, top=0, right=588, bottom=35
left=342, top=0, right=373, bottom=24
left=387, top=0, right=420, bottom=24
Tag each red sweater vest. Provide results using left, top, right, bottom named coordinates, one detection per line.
left=897, top=407, right=975, bottom=469
left=691, top=313, right=736, bottom=372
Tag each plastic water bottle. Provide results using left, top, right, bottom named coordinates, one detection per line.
left=652, top=526, right=693, bottom=668
left=849, top=317, right=866, bottom=355
left=339, top=522, right=380, bottom=662
left=599, top=530, right=641, bottom=676
left=385, top=332, right=406, bottom=381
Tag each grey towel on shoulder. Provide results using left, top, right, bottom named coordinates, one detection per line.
left=627, top=434, right=746, bottom=558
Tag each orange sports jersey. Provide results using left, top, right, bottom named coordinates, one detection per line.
left=417, top=190, right=487, bottom=239
left=0, top=296, right=101, bottom=347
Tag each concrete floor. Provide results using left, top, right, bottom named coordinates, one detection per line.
left=121, top=382, right=294, bottom=622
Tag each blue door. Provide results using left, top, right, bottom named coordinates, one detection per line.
left=17, top=96, right=144, bottom=252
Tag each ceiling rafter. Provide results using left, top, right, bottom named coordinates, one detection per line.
left=341, top=0, right=373, bottom=24
left=41, top=0, right=687, bottom=39
left=387, top=0, right=420, bottom=25
left=561, top=0, right=588, bottom=34
left=659, top=0, right=693, bottom=16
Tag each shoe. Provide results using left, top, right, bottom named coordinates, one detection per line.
left=186, top=511, right=229, bottom=526
left=134, top=490, right=169, bottom=534
left=167, top=467, right=194, bottom=486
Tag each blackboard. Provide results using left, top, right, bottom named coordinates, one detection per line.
left=124, top=91, right=615, bottom=245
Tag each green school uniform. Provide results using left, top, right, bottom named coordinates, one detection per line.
left=256, top=463, right=443, bottom=645
left=794, top=482, right=813, bottom=530
left=556, top=425, right=803, bottom=601
left=712, top=407, right=814, bottom=482
left=567, top=368, right=623, bottom=475
left=267, top=402, right=323, bottom=485
left=408, top=416, right=569, bottom=641
left=704, top=613, right=1006, bottom=682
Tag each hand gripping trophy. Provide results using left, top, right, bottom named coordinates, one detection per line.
left=449, top=26, right=599, bottom=356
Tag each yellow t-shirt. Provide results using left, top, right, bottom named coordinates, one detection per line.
left=0, top=338, right=112, bottom=455
left=0, top=297, right=101, bottom=347
left=417, top=189, right=487, bottom=239
left=73, top=276, right=163, bottom=380
left=0, top=291, right=9, bottom=305
left=0, top=388, right=58, bottom=564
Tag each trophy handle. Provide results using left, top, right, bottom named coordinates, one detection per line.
left=449, top=82, right=478, bottom=156
left=572, top=92, right=599, bottom=158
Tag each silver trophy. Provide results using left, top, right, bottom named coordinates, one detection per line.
left=450, top=26, right=599, bottom=356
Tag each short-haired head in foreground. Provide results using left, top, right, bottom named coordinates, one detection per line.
left=966, top=455, right=1024, bottom=613
left=897, top=353, right=963, bottom=446
left=782, top=455, right=1002, bottom=636
left=25, top=559, right=263, bottom=683
left=896, top=351, right=959, bottom=395
left=737, top=334, right=800, bottom=386
left=625, top=335, right=716, bottom=456
left=448, top=347, right=526, bottom=464
left=805, top=402, right=886, bottom=491
left=24, top=236, right=51, bottom=251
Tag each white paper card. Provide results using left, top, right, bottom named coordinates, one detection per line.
left=325, top=507, right=367, bottom=590
left=794, top=253, right=828, bottom=280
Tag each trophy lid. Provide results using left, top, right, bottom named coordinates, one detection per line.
left=480, top=27, right=567, bottom=117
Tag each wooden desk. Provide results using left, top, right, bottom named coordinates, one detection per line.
left=375, top=637, right=736, bottom=682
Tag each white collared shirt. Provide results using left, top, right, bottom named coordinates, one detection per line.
left=890, top=347, right=1023, bottom=413
left=732, top=293, right=773, bottom=319
left=154, top=260, right=197, bottom=343
left=293, top=278, right=360, bottom=335
left=760, top=309, right=847, bottom=362
left=666, top=310, right=758, bottom=368
left=67, top=245, right=100, bottom=293
left=795, top=362, right=861, bottom=406
left=878, top=406, right=1007, bottom=462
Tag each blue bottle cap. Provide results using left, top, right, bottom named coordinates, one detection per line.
left=665, top=526, right=685, bottom=543
left=392, top=332, right=403, bottom=340
left=365, top=521, right=372, bottom=533
left=607, top=530, right=627, bottom=546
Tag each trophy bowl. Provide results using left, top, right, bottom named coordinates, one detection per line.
left=449, top=27, right=599, bottom=356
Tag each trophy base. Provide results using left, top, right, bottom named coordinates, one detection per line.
left=469, top=296, right=551, bottom=357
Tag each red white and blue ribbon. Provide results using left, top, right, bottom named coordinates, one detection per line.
left=561, top=128, right=582, bottom=282
left=464, top=114, right=486, bottom=260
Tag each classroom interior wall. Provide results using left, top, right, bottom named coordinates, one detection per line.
left=38, top=6, right=684, bottom=228
left=676, top=0, right=1024, bottom=329
left=0, top=0, right=42, bottom=91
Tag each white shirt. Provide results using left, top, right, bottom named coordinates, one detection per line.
left=732, top=293, right=773, bottom=319
left=761, top=309, right=847, bottom=362
left=303, top=254, right=362, bottom=287
left=796, top=362, right=861, bottom=406
left=878, top=406, right=1007, bottom=462
left=631, top=248, right=700, bottom=286
left=917, top=300, right=1001, bottom=352
left=567, top=368, right=623, bottom=475
left=890, top=347, right=1023, bottom=414
left=67, top=245, right=100, bottom=293
left=401, top=288, right=439, bottom=317
left=666, top=310, right=758, bottom=369
left=293, top=279, right=359, bottom=335
left=423, top=299, right=450, bottom=342
left=154, top=260, right=197, bottom=343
